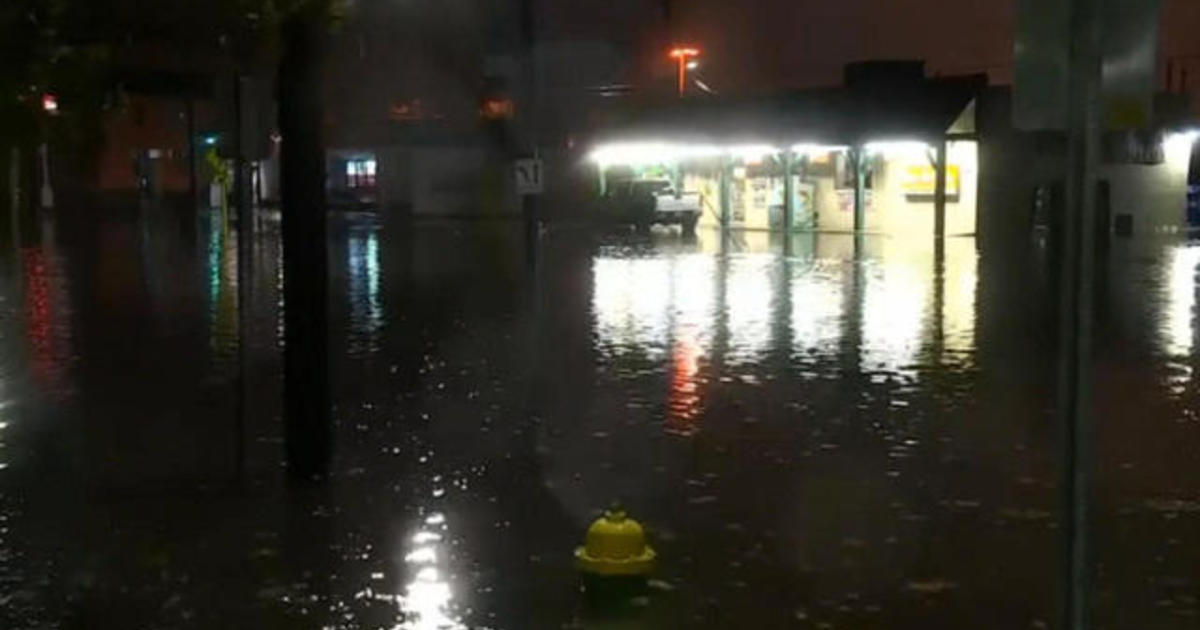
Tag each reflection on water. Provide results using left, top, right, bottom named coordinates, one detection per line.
left=941, top=243, right=979, bottom=361
left=1163, top=245, right=1200, bottom=359
left=592, top=235, right=981, bottom=434
left=666, top=332, right=703, bottom=435
left=5, top=208, right=1200, bottom=629
left=207, top=209, right=239, bottom=373
left=20, top=224, right=73, bottom=397
left=861, top=254, right=928, bottom=376
left=393, top=511, right=464, bottom=630
left=790, top=259, right=843, bottom=355
left=0, top=413, right=7, bottom=471
left=348, top=225, right=384, bottom=354
left=592, top=257, right=672, bottom=359
left=725, top=256, right=775, bottom=364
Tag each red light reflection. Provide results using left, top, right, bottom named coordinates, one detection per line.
left=665, top=331, right=703, bottom=436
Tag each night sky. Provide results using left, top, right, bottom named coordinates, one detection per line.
left=545, top=0, right=1200, bottom=94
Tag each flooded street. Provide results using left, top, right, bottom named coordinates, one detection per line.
left=1, top=206, right=1199, bottom=629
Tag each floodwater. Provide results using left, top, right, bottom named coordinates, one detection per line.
left=0, top=205, right=1198, bottom=629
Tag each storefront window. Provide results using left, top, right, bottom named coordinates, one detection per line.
left=346, top=159, right=377, bottom=189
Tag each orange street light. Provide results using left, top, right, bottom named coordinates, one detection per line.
left=669, top=47, right=700, bottom=97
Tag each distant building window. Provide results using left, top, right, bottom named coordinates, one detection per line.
left=390, top=99, right=423, bottom=122
left=480, top=98, right=515, bottom=120
left=346, top=159, right=377, bottom=188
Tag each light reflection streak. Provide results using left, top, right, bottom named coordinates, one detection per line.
left=592, top=237, right=979, bottom=421
left=594, top=255, right=716, bottom=432
left=1163, top=246, right=1200, bottom=358
left=861, top=253, right=928, bottom=375
left=348, top=228, right=383, bottom=352
left=592, top=257, right=671, bottom=358
left=23, top=248, right=54, bottom=386
left=206, top=210, right=238, bottom=364
left=791, top=262, right=844, bottom=353
left=725, top=256, right=774, bottom=363
left=941, top=242, right=979, bottom=361
left=665, top=331, right=702, bottom=435
left=22, top=242, right=72, bottom=392
left=393, top=512, right=464, bottom=630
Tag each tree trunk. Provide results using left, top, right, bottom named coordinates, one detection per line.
left=278, top=7, right=331, bottom=481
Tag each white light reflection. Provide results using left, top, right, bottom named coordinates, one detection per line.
left=1163, top=246, right=1200, bottom=358
left=411, top=531, right=442, bottom=545
left=726, top=256, right=774, bottom=363
left=404, top=547, right=437, bottom=564
left=592, top=257, right=671, bottom=358
left=941, top=241, right=979, bottom=363
left=394, top=512, right=464, bottom=630
left=593, top=254, right=716, bottom=432
left=791, top=262, right=844, bottom=353
left=861, top=254, right=928, bottom=375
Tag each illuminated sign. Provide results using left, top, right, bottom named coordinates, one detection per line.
left=903, top=164, right=961, bottom=198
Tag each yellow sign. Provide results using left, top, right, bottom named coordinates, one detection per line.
left=904, top=164, right=960, bottom=198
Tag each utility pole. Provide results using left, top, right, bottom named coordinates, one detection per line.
left=233, top=72, right=252, bottom=477
left=8, top=147, right=19, bottom=235
left=519, top=0, right=539, bottom=262
left=1059, top=0, right=1101, bottom=628
left=186, top=97, right=198, bottom=204
left=669, top=47, right=699, bottom=98
left=279, top=2, right=331, bottom=481
left=38, top=143, right=53, bottom=209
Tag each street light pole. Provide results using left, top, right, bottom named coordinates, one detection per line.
left=677, top=55, right=686, bottom=96
left=1059, top=0, right=1101, bottom=627
left=669, top=47, right=699, bottom=98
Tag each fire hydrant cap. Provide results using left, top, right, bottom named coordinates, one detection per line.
left=575, top=508, right=656, bottom=576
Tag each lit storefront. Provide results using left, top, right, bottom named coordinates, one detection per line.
left=588, top=72, right=984, bottom=239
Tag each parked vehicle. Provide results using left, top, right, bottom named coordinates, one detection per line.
left=601, top=179, right=701, bottom=232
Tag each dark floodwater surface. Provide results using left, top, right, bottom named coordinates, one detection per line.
left=1, top=207, right=1199, bottom=629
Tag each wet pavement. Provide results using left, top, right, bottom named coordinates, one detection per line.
left=0, top=205, right=1199, bottom=628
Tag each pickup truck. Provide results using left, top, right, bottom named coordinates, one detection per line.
left=601, top=179, right=702, bottom=232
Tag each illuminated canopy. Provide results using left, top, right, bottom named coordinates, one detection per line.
left=589, top=73, right=987, bottom=165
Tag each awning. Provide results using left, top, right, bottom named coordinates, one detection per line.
left=594, top=74, right=987, bottom=149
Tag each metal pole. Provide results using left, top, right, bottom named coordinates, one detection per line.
left=783, top=150, right=796, bottom=232
left=8, top=146, right=19, bottom=233
left=677, top=56, right=686, bottom=97
left=187, top=98, right=197, bottom=204
left=934, top=139, right=948, bottom=244
left=719, top=157, right=731, bottom=229
left=853, top=147, right=866, bottom=233
left=38, top=143, right=53, bottom=209
left=519, top=0, right=539, bottom=264
left=233, top=72, right=251, bottom=477
left=1060, top=0, right=1101, bottom=628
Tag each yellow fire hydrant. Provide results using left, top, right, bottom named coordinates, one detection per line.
left=575, top=507, right=657, bottom=577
